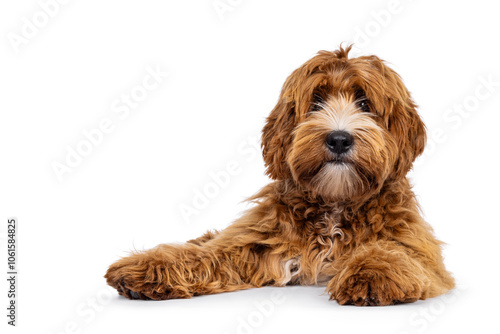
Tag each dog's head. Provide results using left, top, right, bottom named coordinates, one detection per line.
left=262, top=45, right=426, bottom=200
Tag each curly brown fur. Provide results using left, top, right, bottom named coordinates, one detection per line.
left=105, top=45, right=454, bottom=305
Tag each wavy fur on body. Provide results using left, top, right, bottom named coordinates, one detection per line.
left=105, top=45, right=454, bottom=306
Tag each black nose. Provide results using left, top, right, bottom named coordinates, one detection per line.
left=325, top=131, right=354, bottom=154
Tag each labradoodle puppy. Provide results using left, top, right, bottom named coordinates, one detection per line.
left=105, top=45, right=454, bottom=306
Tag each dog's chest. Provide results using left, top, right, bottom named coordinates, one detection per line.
left=300, top=210, right=346, bottom=260
left=312, top=210, right=345, bottom=244
left=292, top=212, right=346, bottom=285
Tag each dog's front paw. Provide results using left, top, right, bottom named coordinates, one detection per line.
left=105, top=253, right=191, bottom=300
left=327, top=268, right=425, bottom=306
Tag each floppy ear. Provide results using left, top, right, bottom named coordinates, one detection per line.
left=261, top=68, right=304, bottom=180
left=388, top=99, right=427, bottom=179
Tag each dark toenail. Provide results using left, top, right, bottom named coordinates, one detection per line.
left=130, top=291, right=141, bottom=299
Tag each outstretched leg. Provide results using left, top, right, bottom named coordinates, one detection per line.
left=105, top=240, right=255, bottom=300
left=105, top=192, right=299, bottom=300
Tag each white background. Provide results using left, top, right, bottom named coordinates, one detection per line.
left=1, top=0, right=499, bottom=333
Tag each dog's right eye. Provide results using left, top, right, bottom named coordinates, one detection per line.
left=311, top=94, right=324, bottom=112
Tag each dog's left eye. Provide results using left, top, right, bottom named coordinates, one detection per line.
left=355, top=90, right=371, bottom=112
left=358, top=100, right=370, bottom=112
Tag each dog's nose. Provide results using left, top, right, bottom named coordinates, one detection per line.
left=325, top=131, right=354, bottom=154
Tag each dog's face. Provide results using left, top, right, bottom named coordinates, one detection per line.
left=262, top=46, right=426, bottom=200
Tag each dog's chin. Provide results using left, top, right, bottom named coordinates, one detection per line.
left=308, top=159, right=364, bottom=200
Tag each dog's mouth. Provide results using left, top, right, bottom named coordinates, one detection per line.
left=326, top=156, right=351, bottom=165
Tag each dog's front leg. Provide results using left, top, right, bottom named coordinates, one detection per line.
left=325, top=240, right=433, bottom=306
left=105, top=199, right=296, bottom=300
left=105, top=238, right=259, bottom=300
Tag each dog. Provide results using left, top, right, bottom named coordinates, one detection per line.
left=105, top=45, right=455, bottom=306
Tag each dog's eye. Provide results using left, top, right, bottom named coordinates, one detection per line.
left=311, top=94, right=324, bottom=112
left=358, top=100, right=370, bottom=112
left=355, top=90, right=371, bottom=112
